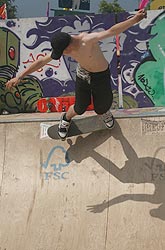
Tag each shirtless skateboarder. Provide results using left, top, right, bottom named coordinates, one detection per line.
left=6, top=9, right=147, bottom=139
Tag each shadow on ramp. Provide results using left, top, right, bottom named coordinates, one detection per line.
left=65, top=121, right=165, bottom=221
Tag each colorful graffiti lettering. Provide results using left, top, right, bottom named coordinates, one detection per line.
left=135, top=11, right=165, bottom=106
left=23, top=52, right=61, bottom=72
left=118, top=11, right=154, bottom=107
left=137, top=74, right=155, bottom=98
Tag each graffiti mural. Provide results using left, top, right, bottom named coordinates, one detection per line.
left=135, top=11, right=165, bottom=106
left=0, top=11, right=165, bottom=114
left=0, top=24, right=43, bottom=114
left=119, top=10, right=165, bottom=108
left=0, top=14, right=118, bottom=114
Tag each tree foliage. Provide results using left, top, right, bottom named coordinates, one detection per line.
left=99, top=0, right=125, bottom=13
left=0, top=0, right=17, bottom=19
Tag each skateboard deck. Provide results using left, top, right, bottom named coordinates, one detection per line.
left=37, top=96, right=94, bottom=113
left=47, top=115, right=107, bottom=140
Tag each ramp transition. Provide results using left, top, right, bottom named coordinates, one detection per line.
left=0, top=111, right=165, bottom=250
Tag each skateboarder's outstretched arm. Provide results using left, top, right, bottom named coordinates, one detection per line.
left=6, top=53, right=52, bottom=90
left=84, top=9, right=147, bottom=42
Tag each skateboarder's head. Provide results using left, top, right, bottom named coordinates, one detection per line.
left=51, top=32, right=72, bottom=60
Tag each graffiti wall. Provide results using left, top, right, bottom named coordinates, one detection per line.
left=119, top=10, right=165, bottom=108
left=0, top=10, right=164, bottom=114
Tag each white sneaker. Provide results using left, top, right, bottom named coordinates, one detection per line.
left=58, top=113, right=71, bottom=140
left=101, top=110, right=114, bottom=129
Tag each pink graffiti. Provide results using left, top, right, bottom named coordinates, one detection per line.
left=23, top=52, right=61, bottom=72
left=139, top=0, right=149, bottom=9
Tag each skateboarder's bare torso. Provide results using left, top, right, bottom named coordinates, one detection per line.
left=63, top=32, right=109, bottom=73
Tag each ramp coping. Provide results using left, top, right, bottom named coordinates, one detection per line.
left=1, top=107, right=165, bottom=124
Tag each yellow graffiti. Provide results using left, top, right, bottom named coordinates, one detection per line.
left=150, top=0, right=165, bottom=9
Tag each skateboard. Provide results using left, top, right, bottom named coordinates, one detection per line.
left=47, top=115, right=108, bottom=140
left=37, top=96, right=94, bottom=113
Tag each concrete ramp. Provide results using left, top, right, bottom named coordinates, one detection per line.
left=0, top=115, right=165, bottom=250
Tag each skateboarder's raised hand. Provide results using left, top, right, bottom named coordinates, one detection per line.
left=94, top=9, right=147, bottom=41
